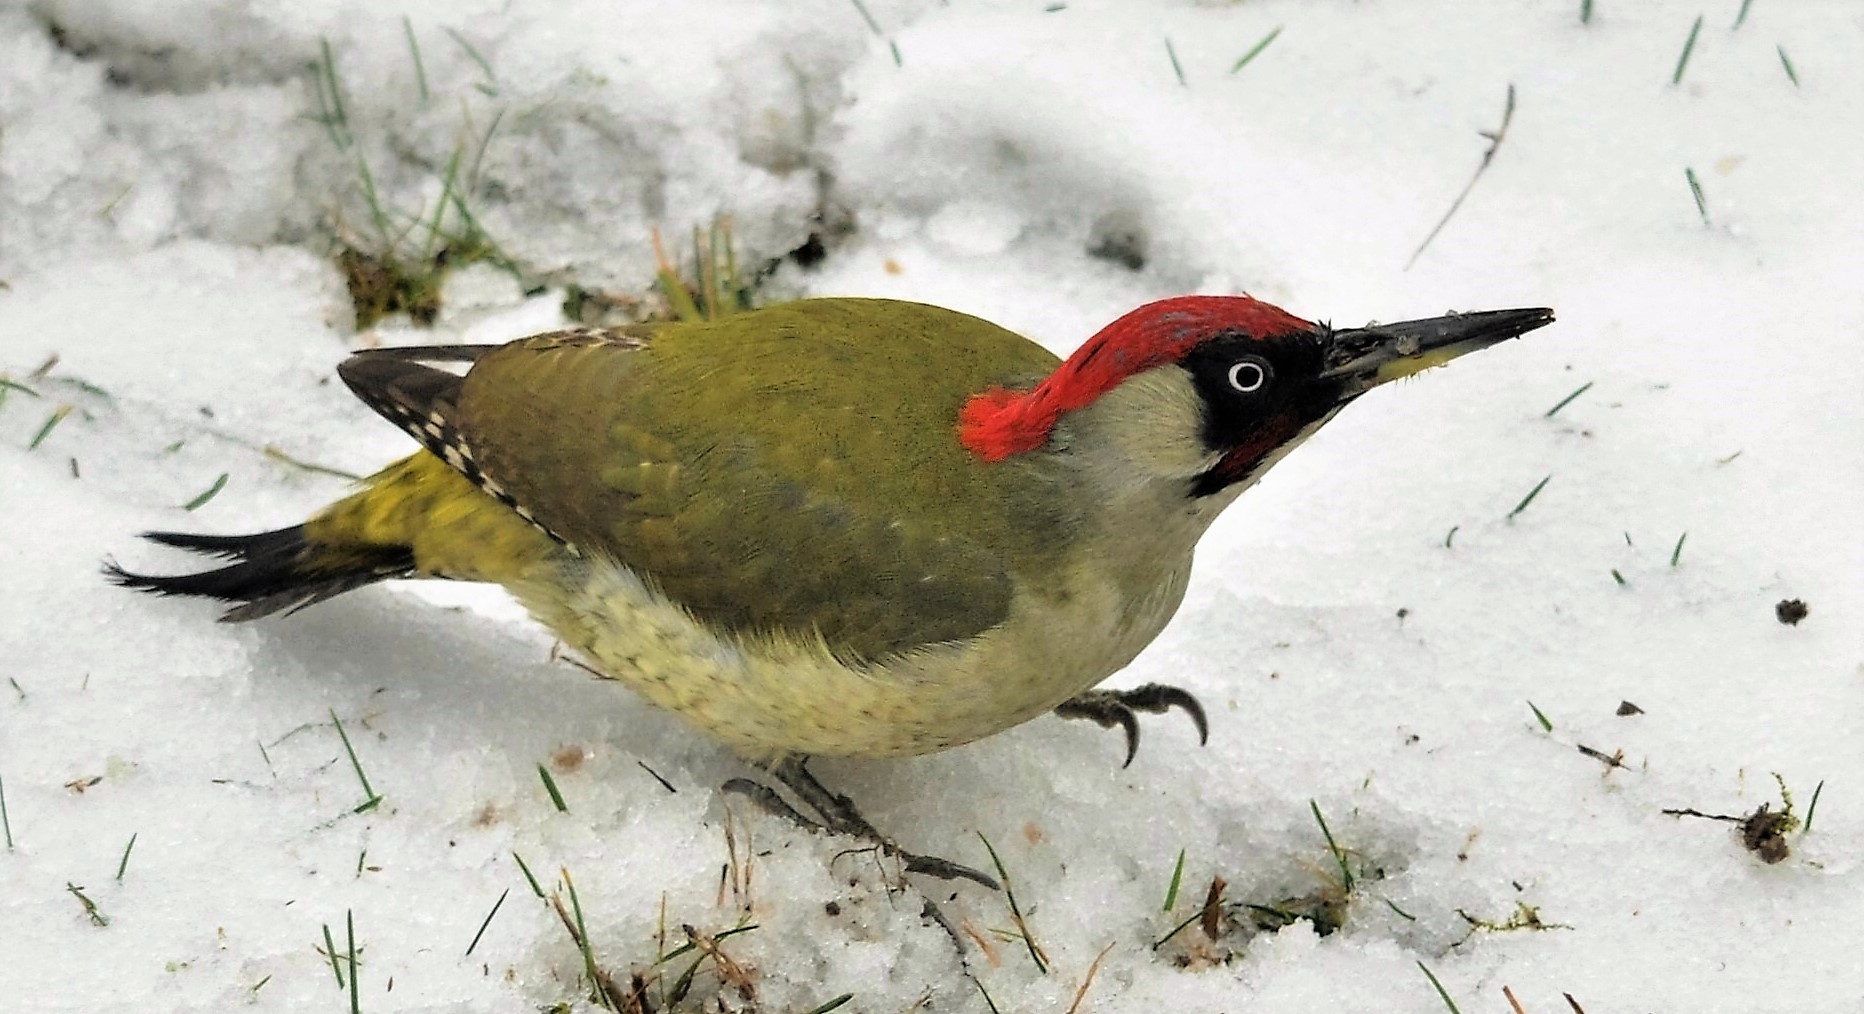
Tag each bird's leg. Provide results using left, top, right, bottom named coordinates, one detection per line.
left=1054, top=683, right=1210, bottom=767
left=724, top=756, right=1000, bottom=890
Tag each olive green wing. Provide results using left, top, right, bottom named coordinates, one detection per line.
left=453, top=299, right=1068, bottom=663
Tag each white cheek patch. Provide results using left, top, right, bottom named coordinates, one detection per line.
left=1090, top=368, right=1217, bottom=479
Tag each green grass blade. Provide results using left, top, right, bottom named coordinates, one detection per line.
left=1163, top=847, right=1187, bottom=911
left=182, top=472, right=229, bottom=511
left=346, top=910, right=360, bottom=1014
left=323, top=922, right=345, bottom=987
left=28, top=405, right=71, bottom=450
left=538, top=764, right=569, bottom=812
left=1165, top=37, right=1187, bottom=87
left=1527, top=701, right=1554, bottom=732
left=977, top=832, right=1047, bottom=973
left=1309, top=800, right=1354, bottom=891
left=1230, top=26, right=1283, bottom=74
left=329, top=709, right=381, bottom=812
left=1507, top=475, right=1552, bottom=519
left=402, top=16, right=429, bottom=103
left=1672, top=15, right=1703, bottom=86
left=115, top=833, right=138, bottom=880
left=1777, top=45, right=1799, bottom=87
left=513, top=852, right=545, bottom=898
left=466, top=888, right=509, bottom=955
left=1686, top=167, right=1709, bottom=224
left=1801, top=780, right=1824, bottom=834
left=1545, top=381, right=1592, bottom=417
left=1418, top=961, right=1464, bottom=1014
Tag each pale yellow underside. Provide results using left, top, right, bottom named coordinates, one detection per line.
left=510, top=543, right=1194, bottom=760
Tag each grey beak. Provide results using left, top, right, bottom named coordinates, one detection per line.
left=1321, top=307, right=1555, bottom=391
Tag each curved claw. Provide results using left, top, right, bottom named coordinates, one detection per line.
left=1053, top=694, right=1139, bottom=765
left=1054, top=683, right=1210, bottom=767
left=1122, top=683, right=1210, bottom=747
left=1117, top=711, right=1142, bottom=769
left=902, top=852, right=1001, bottom=890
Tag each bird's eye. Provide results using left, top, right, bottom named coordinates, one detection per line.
left=1227, top=359, right=1270, bottom=393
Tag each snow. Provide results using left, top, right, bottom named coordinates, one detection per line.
left=2, top=0, right=1859, bottom=1011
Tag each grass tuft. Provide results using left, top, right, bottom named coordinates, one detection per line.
left=1507, top=475, right=1552, bottom=519
left=1611, top=569, right=1627, bottom=586
left=1776, top=45, right=1798, bottom=87
left=1230, top=26, right=1283, bottom=73
left=537, top=764, right=569, bottom=812
left=0, top=772, right=12, bottom=848
left=1672, top=15, right=1703, bottom=86
left=182, top=472, right=229, bottom=512
left=803, top=996, right=855, bottom=1014
left=1580, top=0, right=1593, bottom=25
left=648, top=221, right=753, bottom=324
left=1669, top=531, right=1688, bottom=567
left=313, top=37, right=522, bottom=330
left=1733, top=0, right=1755, bottom=30
left=329, top=709, right=382, bottom=813
left=978, top=832, right=1048, bottom=973
left=1444, top=525, right=1460, bottom=549
left=1165, top=37, right=1187, bottom=87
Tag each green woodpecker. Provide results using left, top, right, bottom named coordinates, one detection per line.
left=111, top=294, right=1552, bottom=883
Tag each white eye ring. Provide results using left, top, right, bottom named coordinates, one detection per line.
left=1227, top=360, right=1269, bottom=393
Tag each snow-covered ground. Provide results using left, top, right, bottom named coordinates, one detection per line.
left=3, top=1, right=1859, bottom=1011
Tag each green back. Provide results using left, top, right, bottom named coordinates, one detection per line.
left=456, top=298, right=1076, bottom=662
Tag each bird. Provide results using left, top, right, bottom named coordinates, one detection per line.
left=109, top=293, right=1553, bottom=885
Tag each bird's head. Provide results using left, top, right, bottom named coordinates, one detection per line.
left=959, top=295, right=1554, bottom=498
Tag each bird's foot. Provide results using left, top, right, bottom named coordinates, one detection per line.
left=722, top=756, right=1000, bottom=890
left=1054, top=682, right=1210, bottom=767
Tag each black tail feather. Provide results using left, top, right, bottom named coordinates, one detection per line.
left=140, top=527, right=312, bottom=561
left=106, top=525, right=415, bottom=622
